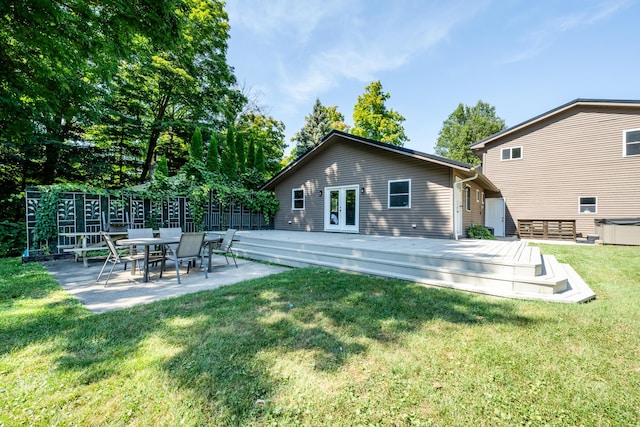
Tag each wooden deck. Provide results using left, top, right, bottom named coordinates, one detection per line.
left=230, top=230, right=595, bottom=303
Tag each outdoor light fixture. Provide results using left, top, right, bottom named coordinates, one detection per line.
left=361, top=187, right=365, bottom=194
left=318, top=190, right=323, bottom=197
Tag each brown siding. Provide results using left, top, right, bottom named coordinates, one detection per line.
left=273, top=139, right=455, bottom=238
left=480, top=105, right=640, bottom=236
left=457, top=175, right=486, bottom=236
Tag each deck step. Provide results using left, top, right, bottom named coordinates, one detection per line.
left=230, top=234, right=591, bottom=301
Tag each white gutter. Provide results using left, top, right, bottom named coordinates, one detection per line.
left=453, top=174, right=478, bottom=240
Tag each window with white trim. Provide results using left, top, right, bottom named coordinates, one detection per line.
left=476, top=189, right=480, bottom=203
left=388, top=179, right=411, bottom=208
left=292, top=188, right=305, bottom=210
left=501, top=146, right=523, bottom=161
left=464, top=186, right=471, bottom=211
left=624, top=129, right=640, bottom=156
left=579, top=196, right=597, bottom=214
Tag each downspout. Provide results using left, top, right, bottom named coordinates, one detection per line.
left=453, top=173, right=479, bottom=240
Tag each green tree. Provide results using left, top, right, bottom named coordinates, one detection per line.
left=255, top=140, right=266, bottom=174
left=236, top=112, right=286, bottom=179
left=156, top=155, right=169, bottom=177
left=435, top=101, right=507, bottom=165
left=221, top=125, right=238, bottom=180
left=291, top=98, right=332, bottom=158
left=326, top=106, right=350, bottom=133
left=206, top=134, right=220, bottom=173
left=106, top=0, right=245, bottom=182
left=246, top=136, right=256, bottom=170
left=190, top=127, right=204, bottom=163
left=236, top=131, right=246, bottom=173
left=351, top=81, right=408, bottom=146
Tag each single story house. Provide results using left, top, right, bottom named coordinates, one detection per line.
left=471, top=99, right=640, bottom=238
left=261, top=130, right=498, bottom=239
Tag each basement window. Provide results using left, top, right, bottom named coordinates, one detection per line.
left=292, top=189, right=305, bottom=210
left=624, top=129, right=640, bottom=156
left=579, top=196, right=597, bottom=214
left=389, top=179, right=411, bottom=208
left=501, top=146, right=522, bottom=161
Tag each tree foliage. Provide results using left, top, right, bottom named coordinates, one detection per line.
left=351, top=81, right=408, bottom=146
left=0, top=1, right=285, bottom=226
left=435, top=101, right=507, bottom=165
left=221, top=125, right=238, bottom=181
left=291, top=98, right=333, bottom=158
left=206, top=134, right=220, bottom=173
left=236, top=112, right=286, bottom=178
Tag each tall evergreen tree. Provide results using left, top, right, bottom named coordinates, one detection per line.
left=255, top=140, right=266, bottom=174
left=236, top=131, right=246, bottom=173
left=206, top=133, right=220, bottom=173
left=189, top=127, right=204, bottom=163
left=221, top=125, right=238, bottom=180
left=291, top=98, right=332, bottom=158
left=246, top=136, right=256, bottom=170
left=352, top=81, right=408, bottom=146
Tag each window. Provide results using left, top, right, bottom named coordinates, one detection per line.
left=476, top=189, right=480, bottom=203
left=579, top=196, right=597, bottom=214
left=389, top=179, right=411, bottom=208
left=624, top=129, right=640, bottom=156
left=501, top=146, right=523, bottom=161
left=464, top=186, right=471, bottom=211
left=292, top=189, right=305, bottom=210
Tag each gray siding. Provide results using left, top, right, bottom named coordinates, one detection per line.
left=273, top=139, right=455, bottom=238
left=480, top=105, right=640, bottom=236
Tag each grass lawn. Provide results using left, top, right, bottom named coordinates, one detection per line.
left=1, top=244, right=639, bottom=426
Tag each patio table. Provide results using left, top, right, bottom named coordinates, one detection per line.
left=117, top=235, right=223, bottom=282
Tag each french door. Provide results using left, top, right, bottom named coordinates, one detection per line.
left=324, top=185, right=359, bottom=232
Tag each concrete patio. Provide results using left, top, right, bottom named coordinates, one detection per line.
left=45, top=257, right=289, bottom=314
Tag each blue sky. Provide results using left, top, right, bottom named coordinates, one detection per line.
left=226, top=0, right=639, bottom=156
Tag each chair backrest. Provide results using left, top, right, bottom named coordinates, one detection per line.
left=101, top=232, right=119, bottom=258
left=176, top=232, right=205, bottom=258
left=159, top=227, right=182, bottom=251
left=219, top=229, right=237, bottom=251
left=127, top=228, right=154, bottom=252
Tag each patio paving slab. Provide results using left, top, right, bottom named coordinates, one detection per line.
left=45, top=258, right=289, bottom=314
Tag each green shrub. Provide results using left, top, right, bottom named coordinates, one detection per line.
left=0, top=220, right=26, bottom=257
left=467, top=224, right=496, bottom=240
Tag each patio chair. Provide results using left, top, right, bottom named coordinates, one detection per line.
left=160, top=232, right=208, bottom=284
left=97, top=232, right=145, bottom=286
left=127, top=227, right=162, bottom=268
left=209, top=228, right=238, bottom=268
left=159, top=227, right=182, bottom=253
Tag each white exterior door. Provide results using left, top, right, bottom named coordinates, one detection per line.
left=486, top=198, right=505, bottom=237
left=324, top=185, right=359, bottom=232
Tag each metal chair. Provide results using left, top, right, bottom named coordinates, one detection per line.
left=160, top=232, right=208, bottom=284
left=159, top=227, right=182, bottom=253
left=97, top=232, right=145, bottom=286
left=209, top=229, right=238, bottom=268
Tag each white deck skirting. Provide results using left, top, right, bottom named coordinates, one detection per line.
left=230, top=230, right=595, bottom=303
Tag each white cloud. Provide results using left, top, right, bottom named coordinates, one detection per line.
left=503, top=0, right=629, bottom=63
left=279, top=1, right=487, bottom=104
left=227, top=0, right=347, bottom=44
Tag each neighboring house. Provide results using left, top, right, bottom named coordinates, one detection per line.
left=472, top=99, right=640, bottom=238
left=261, top=130, right=498, bottom=238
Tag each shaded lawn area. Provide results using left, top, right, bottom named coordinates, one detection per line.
left=1, top=244, right=639, bottom=426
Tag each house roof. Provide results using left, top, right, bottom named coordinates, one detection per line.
left=471, top=99, right=640, bottom=150
left=261, top=130, right=499, bottom=192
